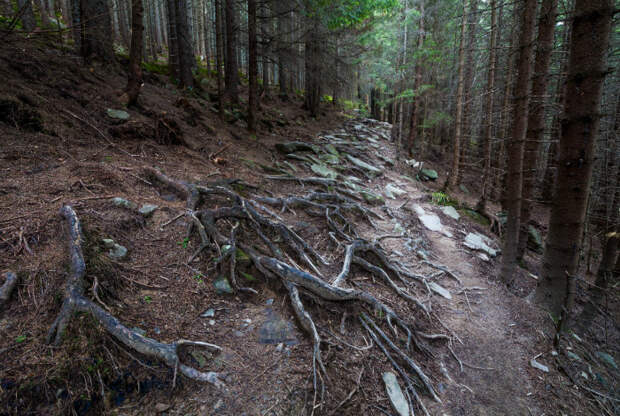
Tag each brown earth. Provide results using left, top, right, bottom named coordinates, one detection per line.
left=1, top=34, right=616, bottom=416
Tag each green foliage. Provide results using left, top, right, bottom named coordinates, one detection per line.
left=142, top=61, right=169, bottom=75
left=431, top=191, right=453, bottom=206
left=321, top=94, right=333, bottom=102
left=193, top=273, right=205, bottom=284
left=15, top=335, right=27, bottom=343
left=177, top=237, right=190, bottom=249
left=143, top=295, right=152, bottom=304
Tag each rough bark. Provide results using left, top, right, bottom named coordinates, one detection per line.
left=476, top=0, right=498, bottom=214
left=517, top=0, right=559, bottom=260
left=500, top=0, right=537, bottom=285
left=534, top=0, right=613, bottom=316
left=224, top=0, right=239, bottom=104
left=277, top=1, right=290, bottom=99
left=215, top=0, right=224, bottom=117
left=124, top=0, right=144, bottom=106
left=447, top=0, right=467, bottom=189
left=406, top=0, right=425, bottom=157
left=17, top=0, right=36, bottom=32
left=80, top=0, right=115, bottom=63
left=304, top=21, right=321, bottom=118
left=247, top=0, right=257, bottom=132
left=166, top=0, right=180, bottom=80
left=175, top=0, right=195, bottom=88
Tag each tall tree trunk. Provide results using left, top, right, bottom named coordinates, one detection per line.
left=224, top=0, right=239, bottom=104
left=476, top=0, right=498, bottom=213
left=166, top=0, right=180, bottom=80
left=175, top=0, right=194, bottom=88
left=517, top=0, right=559, bottom=260
left=534, top=0, right=613, bottom=318
left=447, top=0, right=467, bottom=189
left=304, top=20, right=321, bottom=118
left=81, top=0, right=115, bottom=64
left=500, top=0, right=537, bottom=285
left=247, top=0, right=257, bottom=132
left=277, top=1, right=290, bottom=99
left=215, top=0, right=224, bottom=118
left=18, top=0, right=36, bottom=32
left=124, top=0, right=144, bottom=106
left=406, top=0, right=425, bottom=156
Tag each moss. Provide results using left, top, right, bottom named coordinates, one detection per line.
left=141, top=61, right=169, bottom=75
left=460, top=208, right=491, bottom=226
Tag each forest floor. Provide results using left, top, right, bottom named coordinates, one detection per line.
left=1, top=35, right=617, bottom=416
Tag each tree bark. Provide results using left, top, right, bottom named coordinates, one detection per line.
left=447, top=0, right=467, bottom=189
left=81, top=0, right=115, bottom=64
left=406, top=0, right=425, bottom=157
left=224, top=0, right=239, bottom=103
left=18, top=0, right=36, bottom=32
left=516, top=0, right=559, bottom=260
left=476, top=0, right=498, bottom=213
left=215, top=0, right=224, bottom=118
left=166, top=0, right=180, bottom=81
left=534, top=0, right=613, bottom=317
left=500, top=0, right=537, bottom=285
left=304, top=22, right=321, bottom=118
left=175, top=0, right=195, bottom=88
left=124, top=0, right=144, bottom=106
left=277, top=1, right=290, bottom=99
left=247, top=0, right=257, bottom=132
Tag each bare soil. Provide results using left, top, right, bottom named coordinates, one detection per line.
left=1, top=35, right=616, bottom=416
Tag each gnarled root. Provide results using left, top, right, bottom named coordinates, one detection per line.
left=47, top=205, right=225, bottom=388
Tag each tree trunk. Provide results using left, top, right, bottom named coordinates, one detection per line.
left=224, top=0, right=239, bottom=104
left=476, top=0, right=498, bottom=213
left=534, top=0, right=613, bottom=317
left=500, top=0, right=537, bottom=285
left=81, top=0, right=115, bottom=64
left=18, top=0, right=36, bottom=32
left=304, top=22, right=321, bottom=118
left=215, top=0, right=224, bottom=118
left=175, top=0, right=194, bottom=88
left=277, top=1, right=290, bottom=99
left=166, top=0, right=180, bottom=81
left=516, top=0, right=559, bottom=260
left=124, top=0, right=144, bottom=106
left=447, top=0, right=467, bottom=189
left=247, top=0, right=257, bottom=132
left=406, top=0, right=425, bottom=157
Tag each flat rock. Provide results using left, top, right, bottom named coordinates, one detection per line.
left=213, top=276, right=234, bottom=295
left=345, top=154, right=383, bottom=177
left=413, top=204, right=453, bottom=237
left=382, top=372, right=409, bottom=416
left=107, top=108, right=130, bottom=121
left=139, top=204, right=158, bottom=217
left=419, top=168, right=438, bottom=181
left=464, top=233, right=499, bottom=257
left=429, top=282, right=452, bottom=299
left=311, top=164, right=338, bottom=179
left=441, top=205, right=460, bottom=220
left=155, top=403, right=170, bottom=413
left=530, top=358, right=549, bottom=373
left=101, top=238, right=115, bottom=248
left=259, top=308, right=298, bottom=345
left=111, top=197, right=136, bottom=209
left=109, top=243, right=128, bottom=260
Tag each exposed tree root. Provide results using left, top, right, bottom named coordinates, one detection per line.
left=47, top=205, right=225, bottom=388
left=145, top=167, right=440, bottom=404
left=0, top=271, right=18, bottom=309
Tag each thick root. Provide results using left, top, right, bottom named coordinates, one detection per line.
left=48, top=205, right=225, bottom=388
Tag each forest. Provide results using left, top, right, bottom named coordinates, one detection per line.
left=0, top=0, right=618, bottom=414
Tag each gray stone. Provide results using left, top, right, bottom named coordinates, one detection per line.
left=477, top=253, right=490, bottom=262
left=214, top=276, right=234, bottom=295
left=107, top=108, right=130, bottom=121
left=311, top=164, right=338, bottom=179
left=464, top=233, right=499, bottom=257
left=201, top=308, right=215, bottom=318
left=102, top=238, right=115, bottom=248
left=429, top=282, right=452, bottom=299
left=384, top=184, right=406, bottom=199
left=139, top=204, right=158, bottom=217
left=265, top=298, right=274, bottom=305
left=530, top=358, right=549, bottom=373
left=413, top=204, right=453, bottom=238
left=155, top=403, right=170, bottom=413
left=419, top=168, right=438, bottom=181
left=441, top=205, right=460, bottom=220
left=345, top=154, right=383, bottom=177
left=382, top=372, right=409, bottom=416
left=109, top=243, right=128, bottom=260
left=111, top=197, right=136, bottom=209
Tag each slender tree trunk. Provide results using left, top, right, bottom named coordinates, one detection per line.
left=124, top=0, right=144, bottom=106
left=224, top=0, right=239, bottom=104
left=406, top=0, right=425, bottom=156
left=500, top=0, right=537, bottom=285
left=476, top=0, right=498, bottom=213
left=247, top=0, right=257, bottom=132
left=277, top=1, right=290, bottom=99
left=534, top=0, right=613, bottom=317
left=304, top=19, right=321, bottom=118
left=215, top=0, right=224, bottom=117
left=517, top=0, right=559, bottom=260
left=447, top=0, right=467, bottom=189
left=166, top=0, right=180, bottom=80
left=175, top=0, right=194, bottom=88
